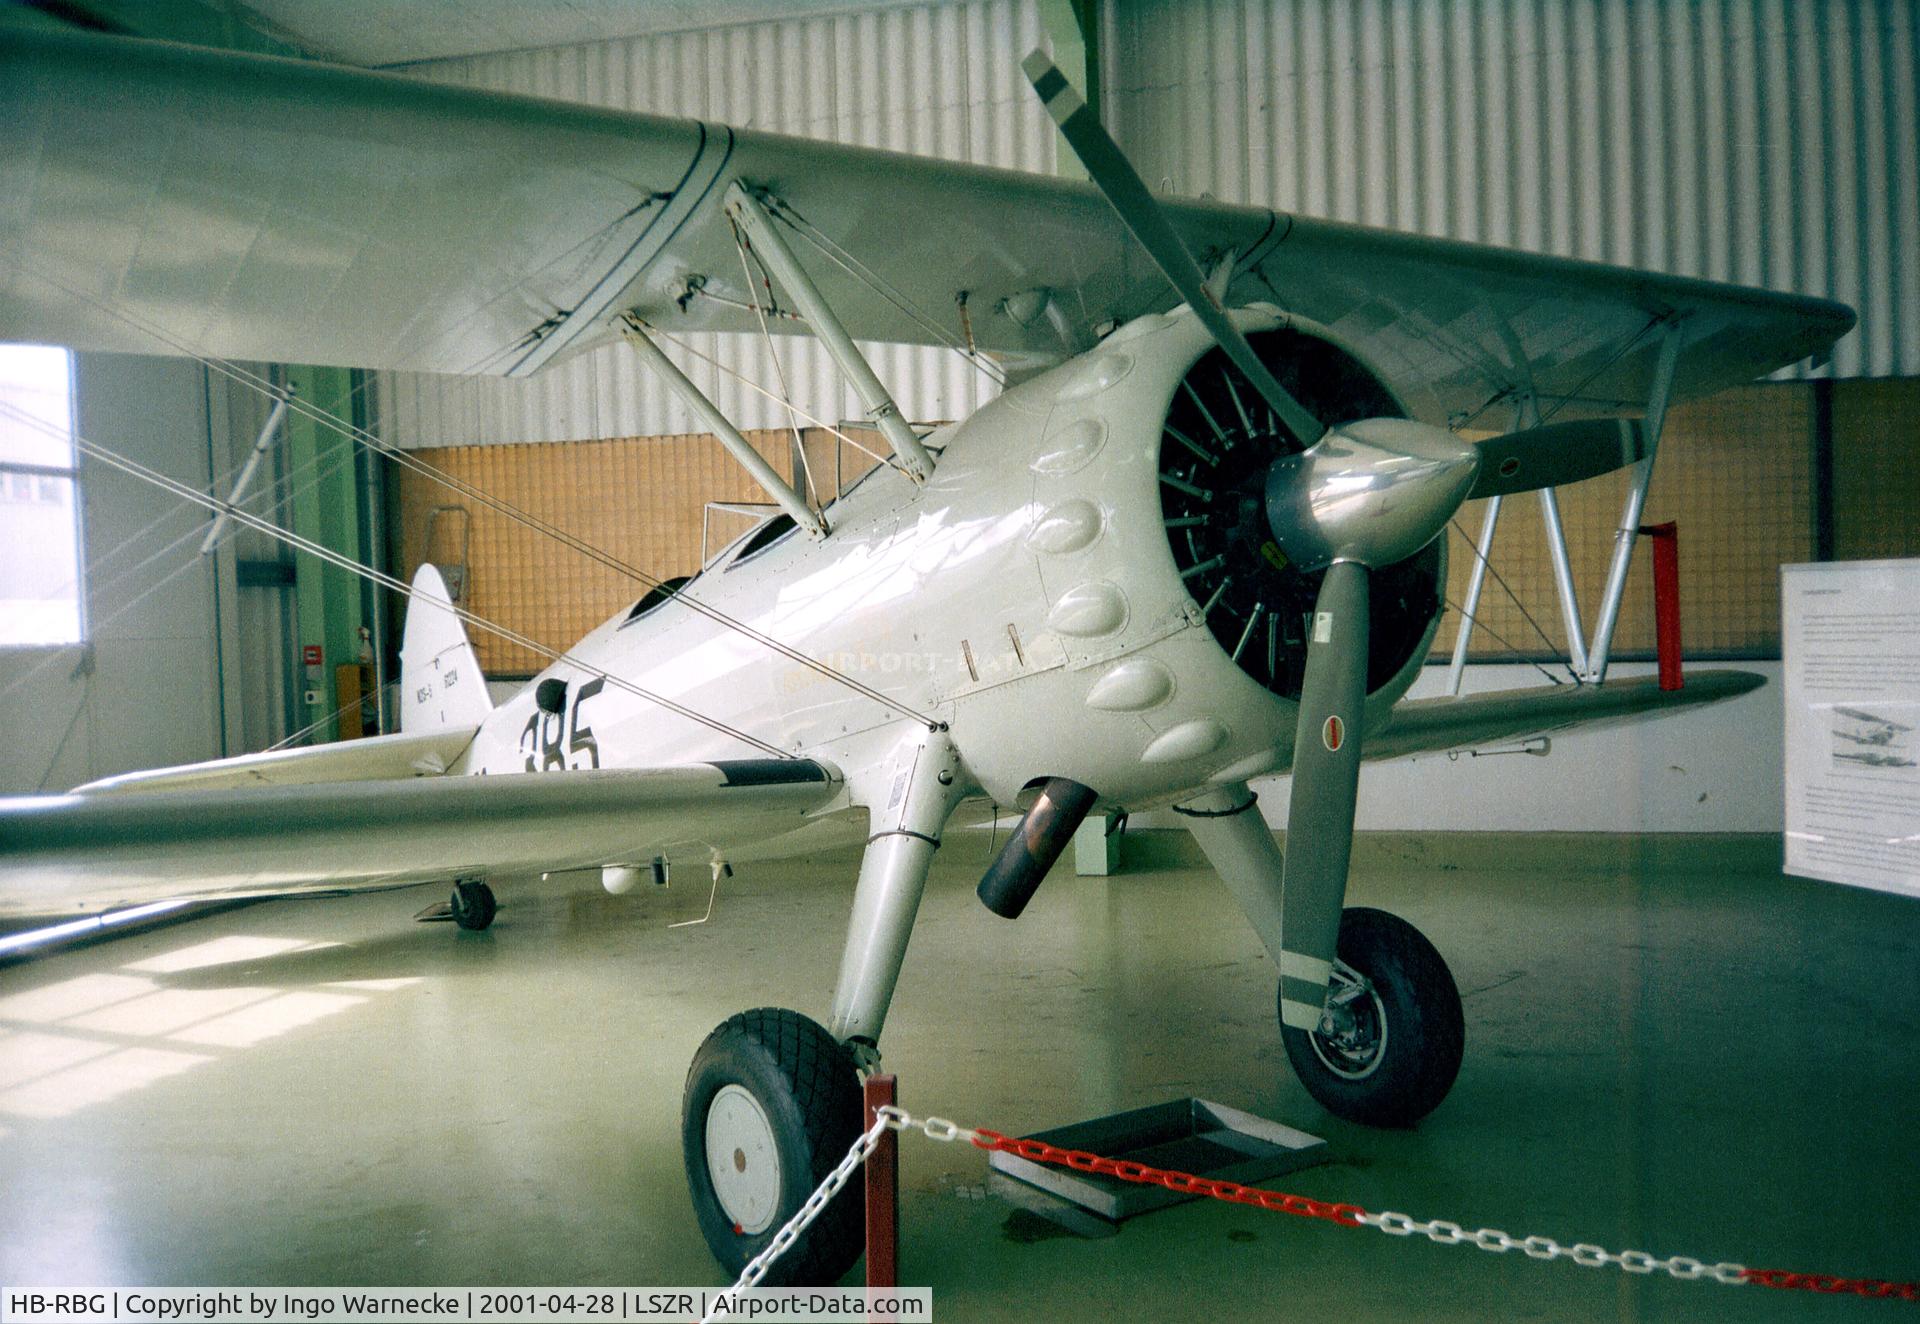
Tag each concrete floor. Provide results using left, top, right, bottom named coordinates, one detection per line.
left=1, top=832, right=1915, bottom=1321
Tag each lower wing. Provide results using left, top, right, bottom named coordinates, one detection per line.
left=1366, top=670, right=1765, bottom=763
left=0, top=760, right=843, bottom=919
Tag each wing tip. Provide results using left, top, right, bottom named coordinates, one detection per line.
left=1685, top=668, right=1768, bottom=699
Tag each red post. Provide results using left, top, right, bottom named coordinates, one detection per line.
left=1639, top=521, right=1682, bottom=691
left=863, top=1074, right=898, bottom=1292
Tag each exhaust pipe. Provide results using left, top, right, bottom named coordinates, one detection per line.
left=977, top=778, right=1099, bottom=919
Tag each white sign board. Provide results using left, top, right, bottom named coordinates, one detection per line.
left=1782, top=559, right=1920, bottom=897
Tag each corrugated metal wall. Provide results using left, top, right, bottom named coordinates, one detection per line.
left=378, top=0, right=1053, bottom=447
left=380, top=0, right=1917, bottom=448
left=1106, top=0, right=1917, bottom=380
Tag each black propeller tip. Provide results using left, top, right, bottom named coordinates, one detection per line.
left=1021, top=49, right=1078, bottom=124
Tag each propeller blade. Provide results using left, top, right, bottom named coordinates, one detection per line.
left=1022, top=49, right=1326, bottom=448
left=1275, top=559, right=1371, bottom=1032
left=1468, top=417, right=1649, bottom=501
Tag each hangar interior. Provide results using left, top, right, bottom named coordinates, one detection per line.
left=2, top=1, right=1918, bottom=1319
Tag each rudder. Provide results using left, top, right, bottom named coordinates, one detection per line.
left=400, top=563, right=493, bottom=733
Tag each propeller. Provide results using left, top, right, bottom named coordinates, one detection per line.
left=1024, top=48, right=1651, bottom=503
left=1466, top=417, right=1647, bottom=500
left=1022, top=49, right=1325, bottom=449
left=1024, top=50, right=1482, bottom=1028
left=1022, top=54, right=1650, bottom=1000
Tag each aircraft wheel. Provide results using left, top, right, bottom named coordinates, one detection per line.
left=682, top=1008, right=863, bottom=1285
left=450, top=880, right=496, bottom=931
left=1281, top=907, right=1463, bottom=1128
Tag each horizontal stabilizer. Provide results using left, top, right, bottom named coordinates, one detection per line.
left=1468, top=418, right=1648, bottom=501
left=74, top=726, right=480, bottom=795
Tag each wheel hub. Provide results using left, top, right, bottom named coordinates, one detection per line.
left=704, top=1084, right=781, bottom=1234
left=1310, top=964, right=1388, bottom=1080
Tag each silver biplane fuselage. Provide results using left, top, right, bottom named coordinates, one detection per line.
left=462, top=306, right=1428, bottom=821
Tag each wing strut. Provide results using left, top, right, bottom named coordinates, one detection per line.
left=619, top=318, right=827, bottom=537
left=1446, top=393, right=1600, bottom=694
left=1584, top=319, right=1684, bottom=682
left=199, top=388, right=290, bottom=555
left=724, top=185, right=936, bottom=484
left=1446, top=320, right=1679, bottom=692
left=1445, top=492, right=1505, bottom=696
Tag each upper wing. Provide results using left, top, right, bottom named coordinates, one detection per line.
left=1, top=29, right=1852, bottom=423
left=1364, top=670, right=1766, bottom=764
left=0, top=760, right=843, bottom=918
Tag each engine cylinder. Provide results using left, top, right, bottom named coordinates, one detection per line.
left=1156, top=329, right=1445, bottom=700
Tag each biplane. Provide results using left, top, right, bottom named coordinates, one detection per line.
left=0, top=28, right=1852, bottom=1281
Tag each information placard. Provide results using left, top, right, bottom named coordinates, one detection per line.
left=1782, top=559, right=1920, bottom=897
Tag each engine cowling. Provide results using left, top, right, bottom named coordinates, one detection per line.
left=1156, top=328, right=1445, bottom=701
left=915, top=305, right=1448, bottom=809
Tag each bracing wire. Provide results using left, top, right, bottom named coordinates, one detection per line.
left=1455, top=315, right=1668, bottom=435
left=1536, top=316, right=1668, bottom=427
left=383, top=195, right=671, bottom=382
left=728, top=215, right=819, bottom=507
left=19, top=406, right=383, bottom=743
left=0, top=382, right=376, bottom=708
left=4, top=254, right=938, bottom=727
left=1437, top=320, right=1678, bottom=687
left=628, top=317, right=898, bottom=472
left=268, top=683, right=389, bottom=751
left=0, top=401, right=792, bottom=758
left=8, top=376, right=304, bottom=609
left=1442, top=595, right=1568, bottom=688
left=1446, top=517, right=1581, bottom=684
left=764, top=198, right=1009, bottom=389
left=1441, top=322, right=1671, bottom=688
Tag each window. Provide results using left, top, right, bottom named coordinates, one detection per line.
left=725, top=513, right=798, bottom=570
left=0, top=345, right=84, bottom=645
left=620, top=574, right=693, bottom=628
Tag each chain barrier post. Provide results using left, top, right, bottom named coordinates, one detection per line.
left=864, top=1074, right=899, bottom=1294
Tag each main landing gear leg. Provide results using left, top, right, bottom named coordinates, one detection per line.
left=1177, top=781, right=1464, bottom=1128
left=682, top=727, right=964, bottom=1284
left=826, top=727, right=966, bottom=1053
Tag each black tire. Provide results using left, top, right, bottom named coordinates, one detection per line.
left=682, top=1008, right=864, bottom=1285
left=1281, top=907, right=1464, bottom=1128
left=451, top=881, right=496, bottom=931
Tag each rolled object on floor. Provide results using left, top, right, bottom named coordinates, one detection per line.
left=977, top=777, right=1100, bottom=919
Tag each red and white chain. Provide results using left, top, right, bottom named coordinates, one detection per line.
left=1355, top=1210, right=1746, bottom=1284
left=876, top=1106, right=983, bottom=1147
left=713, top=1105, right=1920, bottom=1307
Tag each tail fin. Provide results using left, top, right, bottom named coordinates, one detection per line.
left=400, top=563, right=493, bottom=733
